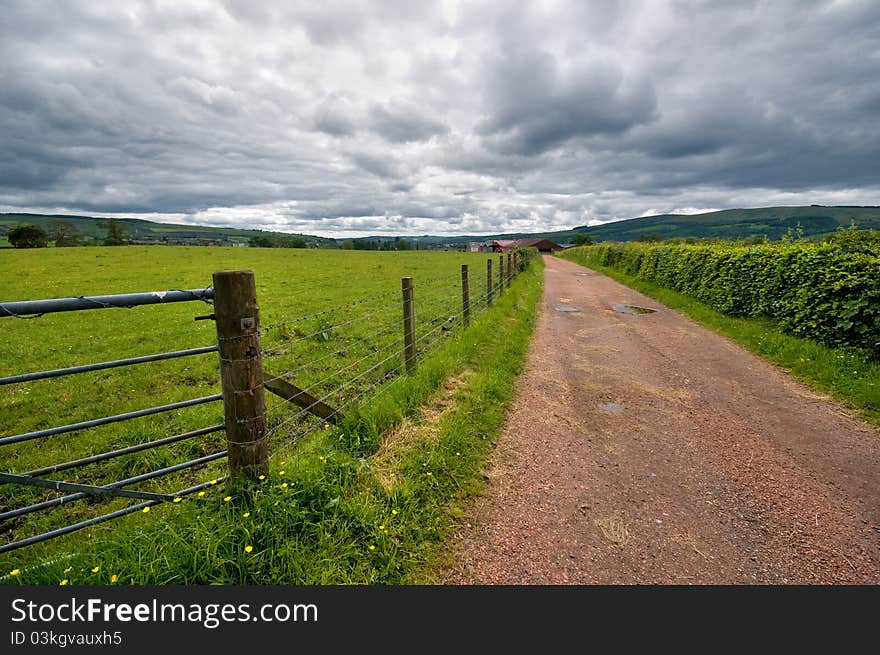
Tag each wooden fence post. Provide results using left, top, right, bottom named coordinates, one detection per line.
left=498, top=254, right=504, bottom=291
left=506, top=253, right=512, bottom=288
left=401, top=276, right=416, bottom=374
left=486, top=258, right=493, bottom=307
left=213, top=270, right=268, bottom=479
left=461, top=264, right=470, bottom=327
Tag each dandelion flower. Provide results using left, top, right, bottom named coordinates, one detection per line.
left=368, top=545, right=375, bottom=551
left=379, top=525, right=385, bottom=530
left=173, top=497, right=182, bottom=503
left=210, top=479, right=218, bottom=485
left=258, top=475, right=266, bottom=481
left=279, top=470, right=285, bottom=476
left=60, top=579, right=69, bottom=586
left=63, top=567, right=72, bottom=574
left=10, top=569, right=20, bottom=576
left=110, top=575, right=118, bottom=583
left=281, top=483, right=288, bottom=489
left=391, top=509, right=398, bottom=516
left=91, top=566, right=100, bottom=574
left=243, top=512, right=251, bottom=518
left=245, top=546, right=253, bottom=554
left=197, top=491, right=206, bottom=497
left=319, top=456, right=326, bottom=463
left=223, top=496, right=232, bottom=502
left=142, top=506, right=150, bottom=513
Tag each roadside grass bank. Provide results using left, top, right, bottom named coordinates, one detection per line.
left=2, top=256, right=543, bottom=584
left=557, top=250, right=880, bottom=427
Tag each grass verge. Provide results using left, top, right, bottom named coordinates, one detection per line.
left=557, top=251, right=880, bottom=427
left=2, top=257, right=543, bottom=585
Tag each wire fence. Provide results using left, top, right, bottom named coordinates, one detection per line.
left=0, top=251, right=530, bottom=554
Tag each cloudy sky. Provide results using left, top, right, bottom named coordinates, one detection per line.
left=1, top=1, right=879, bottom=237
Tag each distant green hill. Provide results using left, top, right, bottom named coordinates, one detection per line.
left=454, top=205, right=880, bottom=244
left=0, top=213, right=335, bottom=248
left=3, top=205, right=880, bottom=250
left=358, top=206, right=880, bottom=247
left=574, top=206, right=880, bottom=242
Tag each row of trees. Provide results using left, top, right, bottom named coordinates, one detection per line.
left=248, top=235, right=308, bottom=248
left=338, top=236, right=418, bottom=250
left=5, top=219, right=129, bottom=248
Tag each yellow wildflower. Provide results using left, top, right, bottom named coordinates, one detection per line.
left=197, top=491, right=206, bottom=497
left=60, top=579, right=69, bottom=586
left=455, top=452, right=461, bottom=456
left=391, top=509, right=398, bottom=516
left=173, top=497, right=182, bottom=503
left=426, top=472, right=432, bottom=476
left=258, top=475, right=266, bottom=481
left=279, top=470, right=285, bottom=476
left=210, top=479, right=218, bottom=485
left=91, top=566, right=100, bottom=574
left=63, top=566, right=72, bottom=574
left=368, top=545, right=375, bottom=551
left=142, top=506, right=150, bottom=513
left=223, top=496, right=232, bottom=502
left=281, top=482, right=288, bottom=489
left=379, top=525, right=385, bottom=530
left=243, top=512, right=251, bottom=518
left=110, top=574, right=118, bottom=583
left=245, top=546, right=253, bottom=554
left=10, top=569, right=20, bottom=576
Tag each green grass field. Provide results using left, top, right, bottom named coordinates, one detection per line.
left=1, top=246, right=518, bottom=567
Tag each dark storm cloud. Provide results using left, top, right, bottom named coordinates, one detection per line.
left=1, top=0, right=879, bottom=236
left=478, top=51, right=658, bottom=155
left=367, top=100, right=450, bottom=143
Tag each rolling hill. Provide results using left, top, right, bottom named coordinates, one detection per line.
left=0, top=213, right=334, bottom=248
left=574, top=205, right=880, bottom=242
left=355, top=206, right=880, bottom=248
left=2, top=205, right=879, bottom=250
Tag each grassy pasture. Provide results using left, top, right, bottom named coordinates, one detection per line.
left=0, top=246, right=498, bottom=553
left=1, top=254, right=541, bottom=584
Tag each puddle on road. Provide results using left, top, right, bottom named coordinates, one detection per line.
left=575, top=272, right=591, bottom=277
left=612, top=304, right=657, bottom=315
left=554, top=305, right=582, bottom=312
left=598, top=402, right=625, bottom=413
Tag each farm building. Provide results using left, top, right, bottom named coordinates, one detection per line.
left=512, top=238, right=564, bottom=252
left=483, top=238, right=563, bottom=253
left=468, top=237, right=564, bottom=253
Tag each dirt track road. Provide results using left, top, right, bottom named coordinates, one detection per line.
left=449, top=255, right=880, bottom=584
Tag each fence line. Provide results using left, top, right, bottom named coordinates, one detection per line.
left=0, top=251, right=532, bottom=553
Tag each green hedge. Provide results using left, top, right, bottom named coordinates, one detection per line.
left=561, top=241, right=880, bottom=355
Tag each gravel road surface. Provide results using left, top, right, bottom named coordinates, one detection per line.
left=448, top=255, right=880, bottom=584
